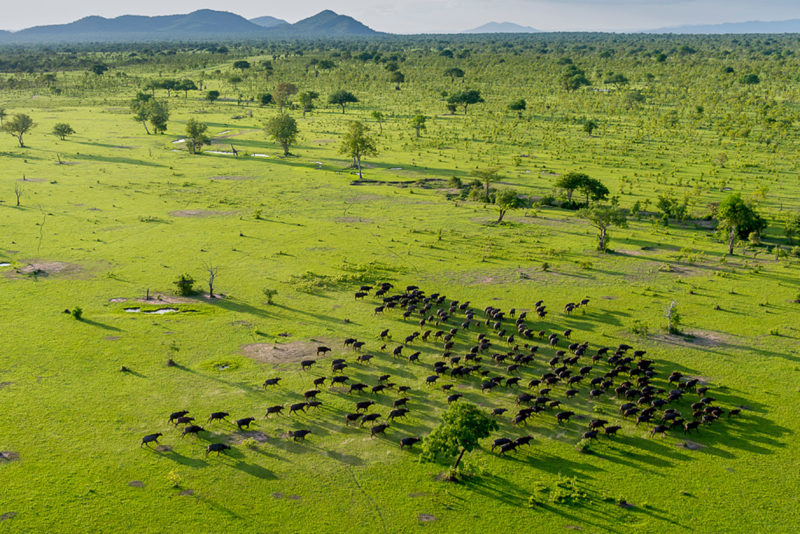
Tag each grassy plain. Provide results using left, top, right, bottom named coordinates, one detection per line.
left=1, top=37, right=799, bottom=532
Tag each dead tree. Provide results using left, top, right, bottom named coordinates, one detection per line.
left=205, top=263, right=219, bottom=298
left=14, top=181, right=23, bottom=206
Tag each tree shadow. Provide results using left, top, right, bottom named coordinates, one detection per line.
left=80, top=318, right=123, bottom=332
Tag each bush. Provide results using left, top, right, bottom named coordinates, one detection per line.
left=70, top=306, right=83, bottom=320
left=262, top=288, right=278, bottom=304
left=174, top=274, right=195, bottom=296
left=167, top=470, right=182, bottom=488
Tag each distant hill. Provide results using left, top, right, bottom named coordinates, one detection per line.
left=1, top=9, right=378, bottom=43
left=287, top=10, right=378, bottom=36
left=250, top=16, right=289, bottom=29
left=464, top=22, right=539, bottom=34
left=649, top=19, right=800, bottom=34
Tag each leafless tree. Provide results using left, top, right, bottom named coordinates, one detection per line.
left=14, top=181, right=23, bottom=206
left=205, top=263, right=219, bottom=298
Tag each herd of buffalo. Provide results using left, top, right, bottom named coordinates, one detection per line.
left=142, top=282, right=742, bottom=459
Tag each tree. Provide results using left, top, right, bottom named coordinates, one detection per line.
left=410, top=114, right=426, bottom=137
left=717, top=193, right=767, bottom=255
left=583, top=119, right=599, bottom=135
left=185, top=119, right=210, bottom=155
left=232, top=60, right=251, bottom=70
left=444, top=67, right=465, bottom=80
left=371, top=110, right=385, bottom=134
left=228, top=75, right=242, bottom=91
left=508, top=99, right=526, bottom=118
left=91, top=64, right=108, bottom=75
left=146, top=100, right=169, bottom=134
left=264, top=114, right=298, bottom=156
left=259, top=93, right=274, bottom=106
left=174, top=274, right=195, bottom=296
left=665, top=301, right=681, bottom=334
left=562, top=64, right=590, bottom=91
left=0, top=108, right=6, bottom=126
left=389, top=71, right=405, bottom=90
left=176, top=79, right=197, bottom=98
left=205, top=90, right=220, bottom=103
left=14, top=181, right=23, bottom=206
left=2, top=113, right=35, bottom=147
left=604, top=72, right=628, bottom=87
left=421, top=402, right=497, bottom=479
left=130, top=93, right=153, bottom=134
left=329, top=90, right=359, bottom=114
left=299, top=91, right=319, bottom=117
left=741, top=73, right=760, bottom=85
left=784, top=213, right=800, bottom=243
left=205, top=263, right=219, bottom=298
left=340, top=121, right=377, bottom=180
left=494, top=189, right=526, bottom=223
left=578, top=205, right=628, bottom=251
left=625, top=89, right=646, bottom=109
left=448, top=90, right=484, bottom=115
left=555, top=172, right=590, bottom=203
left=274, top=83, right=298, bottom=112
left=52, top=123, right=75, bottom=140
left=578, top=177, right=608, bottom=204
left=470, top=167, right=501, bottom=202
left=262, top=60, right=274, bottom=82
left=318, top=59, right=336, bottom=70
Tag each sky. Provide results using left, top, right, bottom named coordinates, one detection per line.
left=2, top=0, right=800, bottom=33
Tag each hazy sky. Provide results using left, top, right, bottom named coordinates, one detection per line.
left=3, top=0, right=800, bottom=33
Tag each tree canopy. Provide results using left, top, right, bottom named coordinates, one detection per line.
left=579, top=205, right=628, bottom=251
left=717, top=193, right=767, bottom=254
left=184, top=118, right=209, bottom=155
left=421, top=402, right=497, bottom=477
left=264, top=114, right=299, bottom=156
left=329, top=90, right=359, bottom=114
left=508, top=98, right=526, bottom=118
left=52, top=123, right=75, bottom=141
left=340, top=121, right=377, bottom=180
left=447, top=90, right=484, bottom=115
left=2, top=113, right=36, bottom=147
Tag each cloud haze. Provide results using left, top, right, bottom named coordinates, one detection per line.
left=2, top=0, right=799, bottom=33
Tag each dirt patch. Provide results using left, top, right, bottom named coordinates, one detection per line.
left=128, top=481, right=144, bottom=488
left=231, top=431, right=270, bottom=444
left=134, top=293, right=195, bottom=304
left=313, top=139, right=336, bottom=143
left=617, top=249, right=645, bottom=256
left=242, top=338, right=337, bottom=364
left=0, top=382, right=12, bottom=390
left=288, top=495, right=301, bottom=501
left=601, top=296, right=619, bottom=300
left=335, top=217, right=373, bottom=224
left=418, top=514, right=436, bottom=522
left=109, top=298, right=127, bottom=303
left=209, top=176, right=256, bottom=181
left=0, top=512, right=16, bottom=521
left=11, top=261, right=82, bottom=278
left=156, top=445, right=172, bottom=453
left=0, top=451, right=20, bottom=462
left=272, top=492, right=284, bottom=499
left=19, top=178, right=47, bottom=183
left=653, top=330, right=735, bottom=348
left=104, top=336, right=120, bottom=341
left=408, top=492, right=430, bottom=498
left=169, top=210, right=235, bottom=218
left=179, top=489, right=194, bottom=496
left=678, top=441, right=705, bottom=451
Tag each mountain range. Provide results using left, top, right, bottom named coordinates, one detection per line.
left=0, top=9, right=379, bottom=43
left=464, top=22, right=539, bottom=34
left=649, top=19, right=800, bottom=34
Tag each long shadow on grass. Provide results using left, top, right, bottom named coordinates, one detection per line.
left=80, top=318, right=123, bottom=332
left=72, top=153, right=167, bottom=168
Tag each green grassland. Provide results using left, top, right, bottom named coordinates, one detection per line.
left=1, top=36, right=799, bottom=532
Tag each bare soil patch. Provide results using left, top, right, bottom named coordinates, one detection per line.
left=677, top=441, right=706, bottom=451
left=156, top=445, right=172, bottom=453
left=313, top=139, right=336, bottom=143
left=179, top=489, right=194, bottom=496
left=335, top=217, right=373, bottom=224
left=209, top=176, right=256, bottom=181
left=109, top=298, right=127, bottom=303
left=169, top=210, right=235, bottom=218
left=418, top=514, right=436, bottom=522
left=242, top=338, right=338, bottom=364
left=653, top=329, right=735, bottom=349
left=0, top=382, right=12, bottom=390
left=0, top=512, right=16, bottom=521
left=128, top=481, right=144, bottom=488
left=231, top=431, right=270, bottom=444
left=134, top=293, right=195, bottom=304
left=9, top=261, right=82, bottom=279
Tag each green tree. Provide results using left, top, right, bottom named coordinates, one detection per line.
left=579, top=205, right=628, bottom=251
left=0, top=108, right=6, bottom=126
left=583, top=119, right=599, bottom=135
left=274, top=82, right=298, bottom=112
left=259, top=93, right=274, bottom=106
left=508, top=98, right=526, bottom=118
left=470, top=167, right=501, bottom=201
left=555, top=172, right=590, bottom=203
left=232, top=60, right=251, bottom=70
left=130, top=93, right=154, bottom=134
left=410, top=114, right=426, bottom=137
left=421, top=402, right=497, bottom=478
left=340, top=121, right=377, bottom=180
left=52, top=123, right=75, bottom=140
left=176, top=79, right=197, bottom=98
left=390, top=71, right=405, bottom=89
left=2, top=113, right=36, bottom=147
left=444, top=67, right=465, bottom=80
left=264, top=114, right=298, bottom=156
left=371, top=110, right=385, bottom=134
left=578, top=177, right=609, bottom=204
left=146, top=100, right=169, bottom=134
left=299, top=91, right=319, bottom=117
left=740, top=73, right=760, bottom=85
left=329, top=90, right=359, bottom=114
left=174, top=274, right=195, bottom=296
left=184, top=118, right=209, bottom=155
left=717, top=193, right=767, bottom=255
left=784, top=213, right=800, bottom=243
left=562, top=64, right=590, bottom=91
left=494, top=189, right=526, bottom=223
left=205, top=90, right=220, bottom=103
left=91, top=64, right=108, bottom=75
left=448, top=90, right=484, bottom=115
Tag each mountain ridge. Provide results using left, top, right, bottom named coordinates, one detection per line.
left=464, top=21, right=539, bottom=34
left=648, top=18, right=800, bottom=34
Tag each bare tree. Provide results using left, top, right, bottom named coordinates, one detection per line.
left=205, top=263, right=219, bottom=298
left=14, top=181, right=23, bottom=206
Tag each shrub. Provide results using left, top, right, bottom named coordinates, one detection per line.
left=630, top=320, right=649, bottom=336
left=174, top=274, right=195, bottom=296
left=167, top=470, right=182, bottom=488
left=262, top=288, right=278, bottom=304
left=70, top=306, right=83, bottom=320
